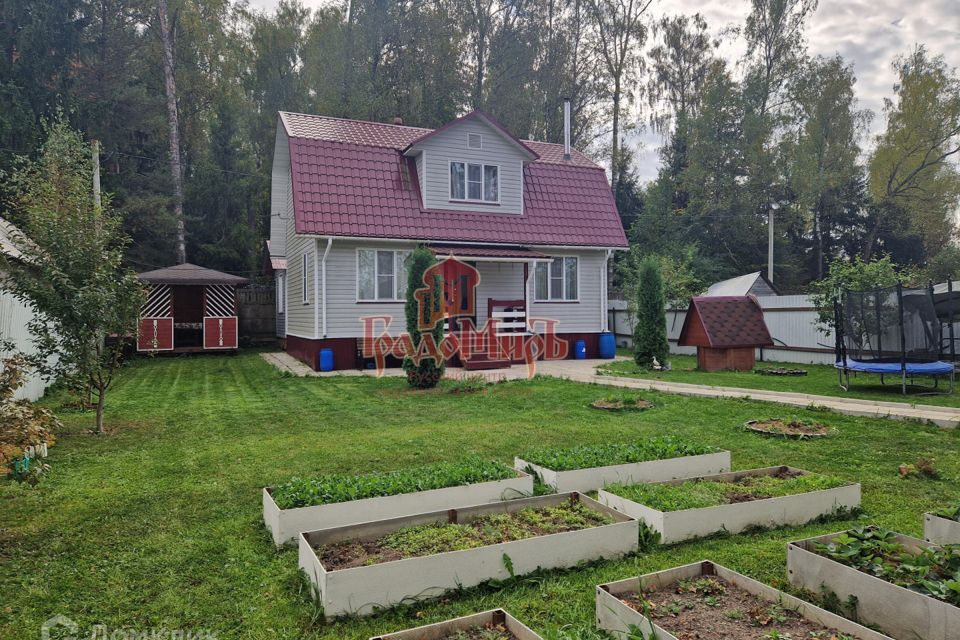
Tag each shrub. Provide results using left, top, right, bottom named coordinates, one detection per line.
left=0, top=355, right=60, bottom=484
left=403, top=246, right=444, bottom=388
left=633, top=256, right=669, bottom=369
left=270, top=458, right=516, bottom=509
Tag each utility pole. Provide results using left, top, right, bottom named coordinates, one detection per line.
left=767, top=207, right=774, bottom=283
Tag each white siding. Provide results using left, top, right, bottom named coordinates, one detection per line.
left=529, top=249, right=606, bottom=333
left=324, top=240, right=418, bottom=338
left=269, top=125, right=289, bottom=259
left=411, top=119, right=526, bottom=214
left=474, top=262, right=525, bottom=325
left=0, top=290, right=56, bottom=401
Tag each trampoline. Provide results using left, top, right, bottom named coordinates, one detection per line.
left=834, top=283, right=955, bottom=395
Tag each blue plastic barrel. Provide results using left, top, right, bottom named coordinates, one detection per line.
left=574, top=339, right=587, bottom=359
left=319, top=348, right=334, bottom=372
left=598, top=332, right=616, bottom=359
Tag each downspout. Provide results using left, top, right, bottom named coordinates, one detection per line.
left=320, top=236, right=333, bottom=338
left=601, top=250, right=613, bottom=332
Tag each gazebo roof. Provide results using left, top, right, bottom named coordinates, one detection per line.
left=137, top=263, right=249, bottom=286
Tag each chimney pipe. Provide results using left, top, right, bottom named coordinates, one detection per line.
left=392, top=116, right=403, bottom=125
left=563, top=98, right=571, bottom=160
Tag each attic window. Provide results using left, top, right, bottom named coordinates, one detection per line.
left=468, top=133, right=482, bottom=149
left=450, top=161, right=499, bottom=203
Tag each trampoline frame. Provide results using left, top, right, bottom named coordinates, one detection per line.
left=834, top=282, right=955, bottom=396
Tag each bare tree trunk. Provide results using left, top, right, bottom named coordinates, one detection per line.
left=157, top=0, right=187, bottom=264
left=610, top=81, right=620, bottom=189
left=95, top=383, right=106, bottom=435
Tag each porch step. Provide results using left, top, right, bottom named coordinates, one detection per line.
left=463, top=354, right=512, bottom=371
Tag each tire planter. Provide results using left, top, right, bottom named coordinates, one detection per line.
left=298, top=492, right=638, bottom=619
left=924, top=512, right=960, bottom=545
left=745, top=419, right=830, bottom=439
left=597, top=466, right=860, bottom=544
left=263, top=470, right=533, bottom=547
left=514, top=450, right=731, bottom=493
left=369, top=608, right=543, bottom=640
left=596, top=560, right=892, bottom=640
left=787, top=530, right=960, bottom=640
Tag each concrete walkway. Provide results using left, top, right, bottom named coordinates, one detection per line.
left=260, top=352, right=960, bottom=428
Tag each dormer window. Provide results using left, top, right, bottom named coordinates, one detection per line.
left=450, top=161, right=499, bottom=203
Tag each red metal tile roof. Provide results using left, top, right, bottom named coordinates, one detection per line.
left=678, top=296, right=774, bottom=348
left=280, top=112, right=627, bottom=247
left=429, top=245, right=547, bottom=259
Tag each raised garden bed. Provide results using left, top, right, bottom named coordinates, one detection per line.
left=745, top=418, right=830, bottom=439
left=590, top=397, right=654, bottom=411
left=596, top=560, right=892, bottom=640
left=514, top=437, right=730, bottom=493
left=925, top=503, right=960, bottom=545
left=787, top=526, right=960, bottom=640
left=298, top=492, right=637, bottom=619
left=263, top=459, right=532, bottom=547
left=598, top=466, right=860, bottom=544
left=755, top=367, right=808, bottom=376
left=369, top=608, right=543, bottom=639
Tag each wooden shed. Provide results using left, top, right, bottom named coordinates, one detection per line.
left=137, top=263, right=249, bottom=353
left=678, top=296, right=773, bottom=372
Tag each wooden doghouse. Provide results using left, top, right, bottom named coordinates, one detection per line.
left=137, top=263, right=249, bottom=353
left=678, top=296, right=773, bottom=371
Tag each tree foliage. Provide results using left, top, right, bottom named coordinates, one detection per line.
left=403, top=246, right=444, bottom=389
left=2, top=117, right=144, bottom=433
left=632, top=256, right=669, bottom=368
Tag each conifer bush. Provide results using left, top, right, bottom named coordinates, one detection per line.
left=633, top=256, right=670, bottom=368
left=404, top=246, right=445, bottom=388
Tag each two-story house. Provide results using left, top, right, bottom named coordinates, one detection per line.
left=268, top=108, right=627, bottom=371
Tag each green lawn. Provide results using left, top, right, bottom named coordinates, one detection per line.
left=2, top=351, right=959, bottom=639
left=601, top=353, right=960, bottom=407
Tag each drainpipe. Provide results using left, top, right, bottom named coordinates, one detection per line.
left=320, top=236, right=333, bottom=337
left=601, top=249, right=613, bottom=332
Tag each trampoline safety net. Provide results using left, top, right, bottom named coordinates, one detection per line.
left=841, top=285, right=942, bottom=363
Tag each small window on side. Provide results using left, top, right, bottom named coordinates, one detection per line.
left=468, top=133, right=482, bottom=149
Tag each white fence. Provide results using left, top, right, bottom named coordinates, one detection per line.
left=609, top=294, right=836, bottom=365
left=0, top=290, right=55, bottom=400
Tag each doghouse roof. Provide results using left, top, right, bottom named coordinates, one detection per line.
left=137, top=263, right=249, bottom=286
left=677, top=296, right=773, bottom=348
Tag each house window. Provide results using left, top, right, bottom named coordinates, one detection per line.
left=468, top=133, right=482, bottom=149
left=449, top=162, right=499, bottom=203
left=277, top=273, right=285, bottom=313
left=301, top=254, right=309, bottom=304
left=534, top=257, right=578, bottom=301
left=358, top=249, right=411, bottom=301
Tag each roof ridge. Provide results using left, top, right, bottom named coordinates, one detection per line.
left=279, top=110, right=431, bottom=133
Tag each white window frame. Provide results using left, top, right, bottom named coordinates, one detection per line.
left=533, top=256, right=580, bottom=302
left=467, top=133, right=483, bottom=149
left=301, top=254, right=309, bottom=304
left=448, top=160, right=501, bottom=204
left=356, top=249, right=412, bottom=302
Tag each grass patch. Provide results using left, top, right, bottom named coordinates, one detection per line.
left=600, top=354, right=960, bottom=407
left=270, top=458, right=516, bottom=509
left=1, top=351, right=959, bottom=639
left=520, top=436, right=717, bottom=471
left=606, top=469, right=849, bottom=511
left=933, top=502, right=960, bottom=521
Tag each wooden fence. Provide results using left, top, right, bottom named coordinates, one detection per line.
left=237, top=285, right=277, bottom=343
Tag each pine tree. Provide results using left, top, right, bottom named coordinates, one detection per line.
left=633, top=257, right=669, bottom=369
left=404, top=246, right=445, bottom=388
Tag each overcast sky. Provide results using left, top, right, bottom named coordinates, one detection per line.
left=246, top=0, right=960, bottom=182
